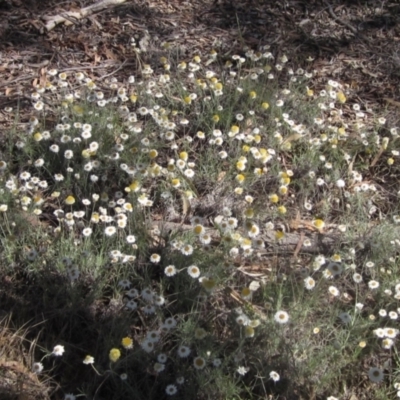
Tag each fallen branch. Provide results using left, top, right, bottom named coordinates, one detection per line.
left=151, top=221, right=341, bottom=255
left=150, top=220, right=400, bottom=256
left=43, top=0, right=127, bottom=31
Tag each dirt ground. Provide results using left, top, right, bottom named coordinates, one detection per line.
left=0, top=0, right=399, bottom=120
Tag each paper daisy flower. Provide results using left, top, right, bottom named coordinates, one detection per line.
left=245, top=326, right=255, bottom=338
left=147, top=331, right=160, bottom=343
left=382, top=338, right=394, bottom=349
left=32, top=362, right=44, bottom=374
left=193, top=356, right=206, bottom=370
left=164, top=317, right=177, bottom=330
left=150, top=253, right=161, bottom=263
left=65, top=195, right=75, bottom=205
left=157, top=353, right=168, bottom=363
left=177, top=345, right=191, bottom=358
left=83, top=355, right=94, bottom=365
left=304, top=277, right=316, bottom=290
left=328, top=286, right=340, bottom=297
left=274, top=311, right=289, bottom=324
left=270, top=371, right=280, bottom=382
left=104, top=226, right=117, bottom=236
left=118, top=279, right=131, bottom=289
left=181, top=245, right=193, bottom=256
left=165, top=384, right=178, bottom=395
left=164, top=265, right=177, bottom=277
left=109, top=348, right=121, bottom=362
left=312, top=219, right=325, bottom=231
left=142, top=305, right=156, bottom=315
left=52, top=345, right=65, bottom=356
left=125, top=300, right=137, bottom=311
left=122, top=337, right=133, bottom=349
left=241, top=287, right=252, bottom=300
left=368, top=280, right=380, bottom=289
left=237, top=366, right=249, bottom=375
left=140, top=340, right=154, bottom=353
left=187, top=265, right=200, bottom=278
left=384, top=328, right=399, bottom=338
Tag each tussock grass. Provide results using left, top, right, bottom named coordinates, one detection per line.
left=0, top=42, right=400, bottom=400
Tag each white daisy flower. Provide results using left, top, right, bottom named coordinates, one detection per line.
left=187, top=265, right=200, bottom=278
left=274, top=311, right=289, bottom=324
left=52, top=345, right=65, bottom=356
left=177, top=345, right=191, bottom=358
left=270, top=371, right=280, bottom=382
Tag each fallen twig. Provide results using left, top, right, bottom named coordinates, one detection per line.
left=0, top=75, right=35, bottom=88
left=98, top=59, right=128, bottom=80
left=43, top=0, right=127, bottom=31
